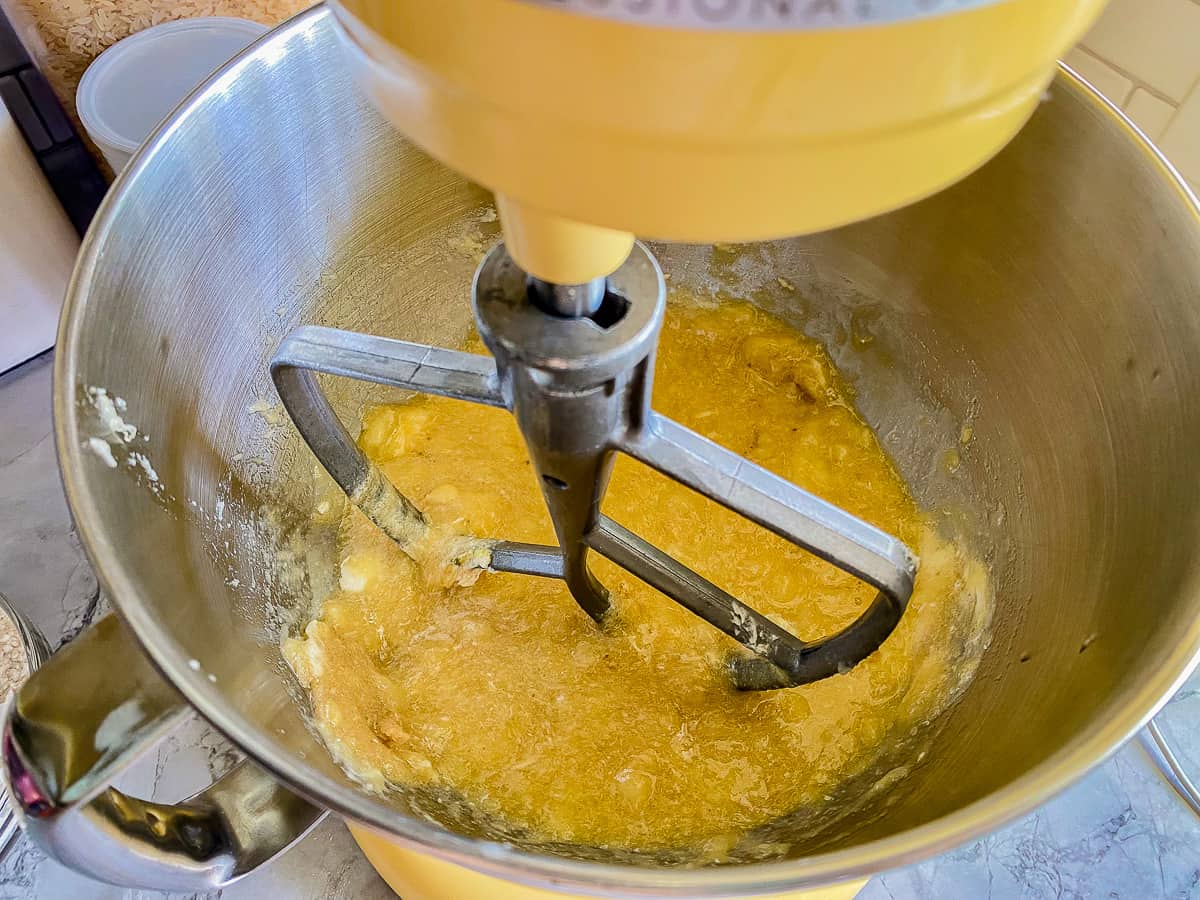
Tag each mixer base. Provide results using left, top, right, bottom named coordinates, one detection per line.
left=348, top=823, right=867, bottom=900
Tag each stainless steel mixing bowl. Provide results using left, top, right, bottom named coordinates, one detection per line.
left=6, top=6, right=1200, bottom=896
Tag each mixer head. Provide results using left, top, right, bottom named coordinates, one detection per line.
left=272, top=243, right=916, bottom=690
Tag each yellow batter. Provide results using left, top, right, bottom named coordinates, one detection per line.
left=284, top=297, right=989, bottom=855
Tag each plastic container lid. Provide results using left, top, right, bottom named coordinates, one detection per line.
left=76, top=17, right=268, bottom=171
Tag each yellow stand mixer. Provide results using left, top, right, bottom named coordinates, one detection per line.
left=269, top=1, right=1104, bottom=896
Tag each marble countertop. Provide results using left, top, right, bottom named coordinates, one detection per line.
left=3, top=351, right=1200, bottom=900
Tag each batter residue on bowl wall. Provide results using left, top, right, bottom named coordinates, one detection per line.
left=283, top=295, right=992, bottom=857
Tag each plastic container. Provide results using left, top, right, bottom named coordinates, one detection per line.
left=76, top=17, right=268, bottom=173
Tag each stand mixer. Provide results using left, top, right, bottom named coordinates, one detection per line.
left=22, top=5, right=1200, bottom=900
left=272, top=0, right=1104, bottom=692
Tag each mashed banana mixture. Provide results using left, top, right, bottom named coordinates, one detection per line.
left=284, top=297, right=990, bottom=853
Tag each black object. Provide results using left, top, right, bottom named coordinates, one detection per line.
left=0, top=9, right=108, bottom=235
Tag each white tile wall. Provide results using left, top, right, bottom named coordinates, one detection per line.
left=1081, top=0, right=1200, bottom=101
left=1064, top=47, right=1133, bottom=105
left=1160, top=84, right=1200, bottom=188
left=1071, top=0, right=1200, bottom=192
left=1124, top=89, right=1177, bottom=140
